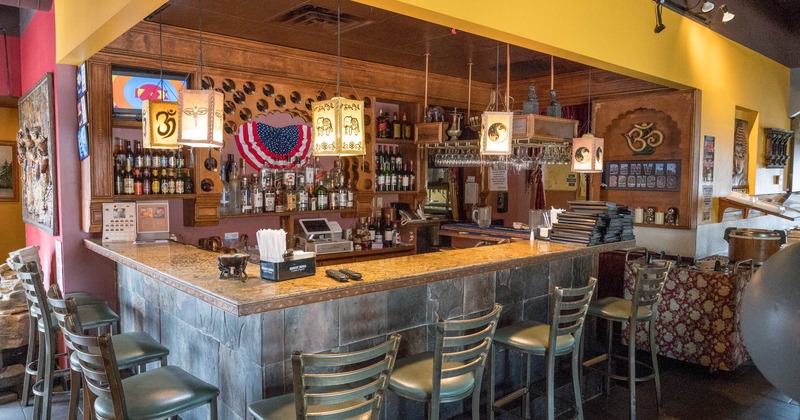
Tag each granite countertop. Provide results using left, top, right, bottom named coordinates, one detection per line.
left=85, top=238, right=635, bottom=316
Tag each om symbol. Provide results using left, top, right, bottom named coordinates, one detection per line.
left=623, top=122, right=663, bottom=155
left=155, top=109, right=177, bottom=138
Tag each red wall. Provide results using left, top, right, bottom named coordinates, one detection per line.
left=0, top=34, right=21, bottom=97
left=19, top=5, right=117, bottom=307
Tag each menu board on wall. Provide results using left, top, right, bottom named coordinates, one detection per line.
left=603, top=160, right=681, bottom=192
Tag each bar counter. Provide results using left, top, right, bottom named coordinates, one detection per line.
left=85, top=237, right=634, bottom=420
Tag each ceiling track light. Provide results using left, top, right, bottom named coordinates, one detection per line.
left=701, top=1, right=714, bottom=13
left=720, top=4, right=735, bottom=22
left=654, top=1, right=666, bottom=33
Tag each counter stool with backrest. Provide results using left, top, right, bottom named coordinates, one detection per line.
left=61, top=313, right=219, bottom=420
left=8, top=247, right=119, bottom=410
left=248, top=333, right=401, bottom=419
left=48, top=290, right=170, bottom=420
left=388, top=304, right=502, bottom=420
left=489, top=278, right=597, bottom=420
left=582, top=259, right=670, bottom=420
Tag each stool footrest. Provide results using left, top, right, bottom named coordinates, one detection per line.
left=583, top=352, right=656, bottom=383
left=492, top=387, right=528, bottom=410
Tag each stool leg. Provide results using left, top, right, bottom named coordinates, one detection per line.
left=628, top=318, right=637, bottom=420
left=32, top=329, right=45, bottom=420
left=487, top=346, right=495, bottom=420
left=22, top=314, right=36, bottom=406
left=42, top=329, right=56, bottom=420
left=546, top=349, right=555, bottom=420
left=68, top=367, right=79, bottom=420
left=572, top=333, right=585, bottom=420
left=649, top=318, right=662, bottom=414
left=605, top=319, right=613, bottom=396
left=523, top=353, right=532, bottom=418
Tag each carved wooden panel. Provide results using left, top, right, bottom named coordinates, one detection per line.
left=764, top=127, right=793, bottom=168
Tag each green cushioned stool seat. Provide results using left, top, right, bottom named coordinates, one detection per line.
left=64, top=292, right=105, bottom=307
left=587, top=297, right=652, bottom=321
left=389, top=351, right=476, bottom=401
left=93, top=365, right=219, bottom=420
left=38, top=303, right=119, bottom=332
left=70, top=332, right=169, bottom=371
left=249, top=392, right=368, bottom=420
left=494, top=321, right=576, bottom=355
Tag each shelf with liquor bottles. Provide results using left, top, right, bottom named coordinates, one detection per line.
left=373, top=101, right=422, bottom=197
left=110, top=136, right=197, bottom=199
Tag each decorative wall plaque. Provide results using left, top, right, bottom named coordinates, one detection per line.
left=17, top=73, right=58, bottom=235
left=603, top=160, right=681, bottom=191
left=732, top=118, right=748, bottom=188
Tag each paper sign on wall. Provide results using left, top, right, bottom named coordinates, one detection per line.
left=489, top=169, right=508, bottom=191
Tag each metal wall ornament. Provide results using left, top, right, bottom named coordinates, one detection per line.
left=177, top=89, right=224, bottom=148
left=17, top=72, right=58, bottom=235
left=142, top=100, right=180, bottom=149
left=624, top=122, right=664, bottom=155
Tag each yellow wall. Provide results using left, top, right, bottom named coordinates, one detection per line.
left=0, top=107, right=25, bottom=258
left=56, top=0, right=167, bottom=65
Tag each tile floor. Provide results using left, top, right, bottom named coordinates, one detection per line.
left=0, top=359, right=797, bottom=419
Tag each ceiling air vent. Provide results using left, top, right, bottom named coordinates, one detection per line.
left=273, top=5, right=370, bottom=34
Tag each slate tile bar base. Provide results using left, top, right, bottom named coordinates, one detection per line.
left=117, top=253, right=601, bottom=420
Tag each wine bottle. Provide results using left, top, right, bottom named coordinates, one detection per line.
left=382, top=218, right=394, bottom=247
left=392, top=112, right=401, bottom=139
left=114, top=167, right=124, bottom=195
left=377, top=109, right=387, bottom=138
left=402, top=112, right=413, bottom=140
left=408, top=161, right=416, bottom=191
left=367, top=217, right=377, bottom=243
left=400, top=164, right=409, bottom=191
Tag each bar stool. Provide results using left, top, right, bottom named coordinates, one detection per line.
left=61, top=313, right=219, bottom=420
left=388, top=304, right=502, bottom=420
left=489, top=278, right=597, bottom=420
left=248, top=333, right=401, bottom=419
left=15, top=261, right=120, bottom=420
left=8, top=249, right=119, bottom=411
left=582, top=260, right=670, bottom=420
left=49, top=290, right=170, bottom=420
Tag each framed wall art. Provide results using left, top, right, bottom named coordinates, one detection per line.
left=18, top=72, right=59, bottom=235
left=0, top=140, right=18, bottom=201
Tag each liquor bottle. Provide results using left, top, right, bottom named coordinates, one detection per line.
left=382, top=217, right=394, bottom=247
left=329, top=177, right=340, bottom=210
left=346, top=180, right=354, bottom=208
left=283, top=163, right=296, bottom=192
left=160, top=169, right=170, bottom=194
left=124, top=140, right=133, bottom=173
left=160, top=148, right=169, bottom=169
left=144, top=146, right=152, bottom=169
left=133, top=168, right=142, bottom=195
left=399, top=164, right=407, bottom=191
left=252, top=175, right=263, bottom=213
left=167, top=149, right=175, bottom=169
left=225, top=154, right=235, bottom=182
left=389, top=146, right=397, bottom=173
left=151, top=149, right=161, bottom=170
left=241, top=175, right=253, bottom=214
left=151, top=169, right=162, bottom=195
left=297, top=179, right=309, bottom=212
left=114, top=167, right=124, bottom=195
left=377, top=109, right=387, bottom=138
left=367, top=217, right=377, bottom=243
left=133, top=141, right=144, bottom=169
left=274, top=181, right=285, bottom=212
left=385, top=112, right=394, bottom=139
left=408, top=161, right=416, bottom=191
left=285, top=177, right=297, bottom=212
left=183, top=169, right=194, bottom=194
left=315, top=180, right=328, bottom=210
left=175, top=170, right=185, bottom=194
left=392, top=112, right=401, bottom=139
left=260, top=163, right=272, bottom=190
left=402, top=112, right=413, bottom=140
left=166, top=169, right=176, bottom=194
left=392, top=221, right=401, bottom=246
left=142, top=167, right=151, bottom=195
left=304, top=158, right=317, bottom=191
left=263, top=180, right=276, bottom=212
left=114, top=137, right=124, bottom=170
left=177, top=148, right=185, bottom=169
left=330, top=159, right=343, bottom=189
left=123, top=168, right=134, bottom=195
left=338, top=180, right=347, bottom=209
left=229, top=159, right=241, bottom=214
left=219, top=165, right=231, bottom=215
left=376, top=155, right=386, bottom=192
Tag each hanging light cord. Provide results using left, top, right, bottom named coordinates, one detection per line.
left=198, top=0, right=204, bottom=87
left=336, top=0, right=341, bottom=97
left=587, top=69, right=592, bottom=134
left=2, top=28, right=11, bottom=96
left=158, top=13, right=166, bottom=99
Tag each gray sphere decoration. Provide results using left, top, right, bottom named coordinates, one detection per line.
left=740, top=242, right=800, bottom=401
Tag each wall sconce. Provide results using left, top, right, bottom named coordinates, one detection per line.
left=312, top=97, right=365, bottom=156
left=142, top=100, right=180, bottom=149
left=481, top=111, right=514, bottom=155
left=571, top=133, right=604, bottom=173
left=177, top=89, right=224, bottom=148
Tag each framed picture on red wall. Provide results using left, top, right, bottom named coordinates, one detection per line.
left=0, top=140, right=18, bottom=202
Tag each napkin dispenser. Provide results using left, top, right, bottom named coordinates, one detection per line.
left=260, top=251, right=316, bottom=282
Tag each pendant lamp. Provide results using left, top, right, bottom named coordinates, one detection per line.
left=177, top=0, right=224, bottom=148
left=571, top=70, right=604, bottom=173
left=142, top=13, right=180, bottom=149
left=311, top=2, right=365, bottom=156
left=480, top=44, right=513, bottom=156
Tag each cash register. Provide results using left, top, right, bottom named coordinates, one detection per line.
left=295, top=218, right=354, bottom=254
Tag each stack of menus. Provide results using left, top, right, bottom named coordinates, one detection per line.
left=550, top=201, right=635, bottom=246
